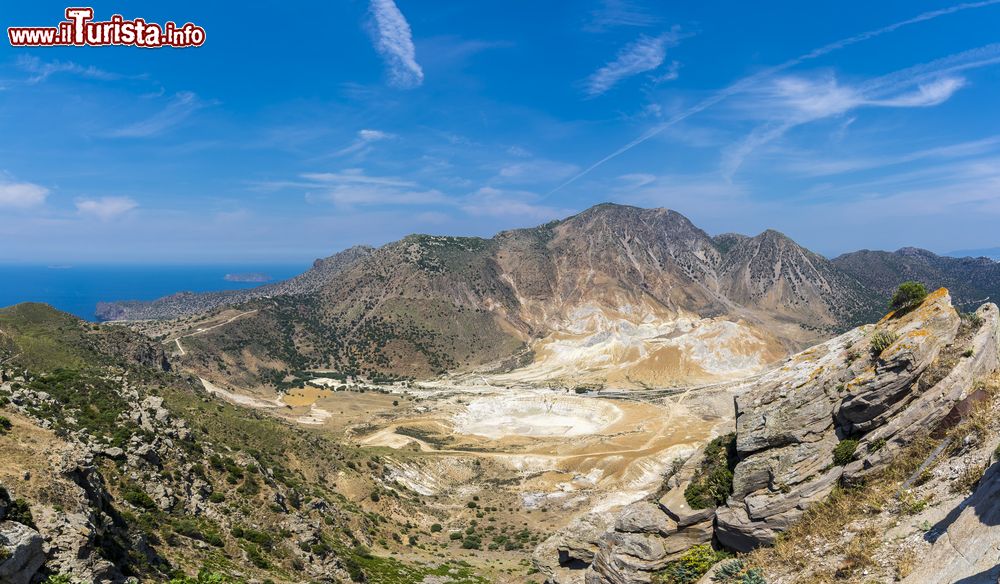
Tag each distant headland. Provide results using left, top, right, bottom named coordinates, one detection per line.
left=223, top=272, right=272, bottom=283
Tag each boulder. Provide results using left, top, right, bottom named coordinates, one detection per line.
left=615, top=501, right=676, bottom=535
left=586, top=500, right=713, bottom=584
left=532, top=511, right=613, bottom=584
left=658, top=486, right=715, bottom=528
left=0, top=520, right=45, bottom=584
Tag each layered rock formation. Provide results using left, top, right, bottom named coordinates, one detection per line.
left=718, top=289, right=998, bottom=551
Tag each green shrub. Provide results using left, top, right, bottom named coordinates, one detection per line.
left=123, top=488, right=157, bottom=510
left=168, top=568, right=234, bottom=584
left=684, top=434, right=738, bottom=509
left=7, top=498, right=36, bottom=529
left=833, top=439, right=859, bottom=466
left=0, top=415, right=12, bottom=434
left=889, top=281, right=928, bottom=313
left=712, top=559, right=745, bottom=582
left=657, top=544, right=730, bottom=584
left=708, top=561, right=769, bottom=584
left=430, top=523, right=442, bottom=532
left=870, top=330, right=899, bottom=355
left=244, top=543, right=269, bottom=568
left=43, top=576, right=74, bottom=584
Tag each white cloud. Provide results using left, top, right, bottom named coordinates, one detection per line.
left=651, top=60, right=680, bottom=84
left=461, top=187, right=571, bottom=220
left=722, top=73, right=970, bottom=178
left=111, top=91, right=205, bottom=138
left=369, top=0, right=424, bottom=88
left=875, top=76, right=965, bottom=107
left=496, top=159, right=580, bottom=184
left=16, top=55, right=120, bottom=84
left=359, top=129, right=392, bottom=141
left=617, top=173, right=657, bottom=189
left=75, top=196, right=138, bottom=220
left=783, top=135, right=1000, bottom=177
left=0, top=180, right=49, bottom=208
left=302, top=169, right=415, bottom=187
left=313, top=185, right=445, bottom=206
left=549, top=4, right=1000, bottom=195
left=335, top=129, right=396, bottom=157
left=585, top=31, right=681, bottom=97
left=585, top=0, right=662, bottom=32
left=301, top=169, right=446, bottom=206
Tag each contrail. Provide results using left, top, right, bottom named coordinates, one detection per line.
left=544, top=0, right=1000, bottom=197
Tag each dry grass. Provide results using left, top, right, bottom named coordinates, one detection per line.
left=895, top=547, right=917, bottom=580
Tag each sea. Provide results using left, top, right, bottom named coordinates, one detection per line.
left=0, top=264, right=309, bottom=321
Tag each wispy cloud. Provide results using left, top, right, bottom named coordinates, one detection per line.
left=16, top=55, right=120, bottom=84
left=784, top=135, right=1000, bottom=177
left=301, top=169, right=446, bottom=206
left=301, top=169, right=415, bottom=188
left=585, top=30, right=681, bottom=97
left=416, top=36, right=512, bottom=71
left=720, top=49, right=994, bottom=178
left=369, top=0, right=424, bottom=88
left=75, top=196, right=138, bottom=220
left=548, top=0, right=1000, bottom=195
left=495, top=159, right=580, bottom=184
left=0, top=179, right=48, bottom=208
left=585, top=0, right=662, bottom=32
left=334, top=129, right=396, bottom=157
left=110, top=91, right=206, bottom=138
left=462, top=187, right=571, bottom=220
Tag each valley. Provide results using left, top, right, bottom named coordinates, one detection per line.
left=187, top=363, right=737, bottom=566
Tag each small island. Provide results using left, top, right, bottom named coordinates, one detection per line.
left=224, top=272, right=272, bottom=283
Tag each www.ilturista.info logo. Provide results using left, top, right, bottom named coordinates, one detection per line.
left=8, top=8, right=205, bottom=48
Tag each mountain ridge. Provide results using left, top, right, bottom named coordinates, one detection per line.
left=92, top=204, right=891, bottom=388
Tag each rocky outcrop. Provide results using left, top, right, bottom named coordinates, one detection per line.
left=0, top=520, right=45, bottom=584
left=533, top=512, right=614, bottom=584
left=846, top=300, right=1000, bottom=481
left=716, top=290, right=999, bottom=551
left=538, top=447, right=716, bottom=584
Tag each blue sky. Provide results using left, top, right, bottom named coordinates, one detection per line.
left=2, top=1, right=1000, bottom=263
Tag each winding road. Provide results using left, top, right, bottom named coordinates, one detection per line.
left=169, top=309, right=258, bottom=356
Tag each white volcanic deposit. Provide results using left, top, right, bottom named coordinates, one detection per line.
left=491, top=302, right=785, bottom=387
left=451, top=394, right=623, bottom=439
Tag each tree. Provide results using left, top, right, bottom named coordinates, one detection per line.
left=889, top=281, right=928, bottom=313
